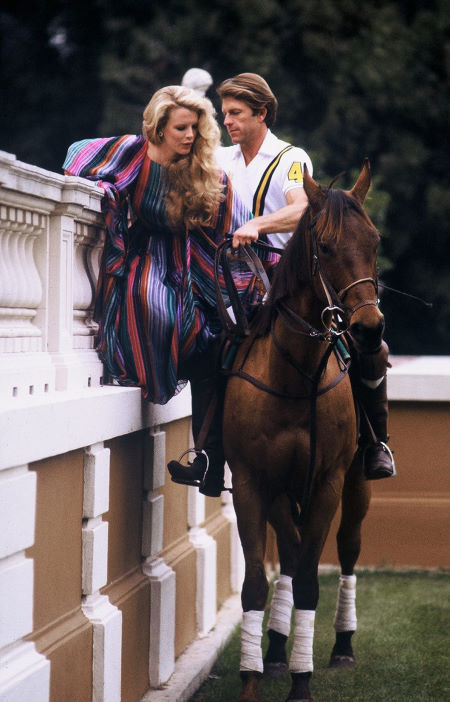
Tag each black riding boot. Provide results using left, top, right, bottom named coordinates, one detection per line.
left=167, top=359, right=226, bottom=497
left=352, top=341, right=396, bottom=480
left=358, top=376, right=396, bottom=479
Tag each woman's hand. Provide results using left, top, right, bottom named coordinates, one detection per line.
left=232, top=220, right=260, bottom=249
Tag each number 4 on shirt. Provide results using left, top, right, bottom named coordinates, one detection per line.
left=288, top=162, right=304, bottom=184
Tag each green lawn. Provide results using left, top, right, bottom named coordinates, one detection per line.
left=189, top=570, right=450, bottom=702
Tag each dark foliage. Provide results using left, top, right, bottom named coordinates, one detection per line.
left=1, top=0, right=448, bottom=353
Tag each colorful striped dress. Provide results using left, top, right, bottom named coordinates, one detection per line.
left=63, top=135, right=277, bottom=404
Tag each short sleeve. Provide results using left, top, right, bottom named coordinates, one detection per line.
left=280, top=147, right=314, bottom=196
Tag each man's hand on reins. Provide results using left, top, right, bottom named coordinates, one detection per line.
left=232, top=220, right=260, bottom=249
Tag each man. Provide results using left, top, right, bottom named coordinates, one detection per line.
left=216, top=72, right=312, bottom=251
left=168, top=73, right=394, bottom=494
left=216, top=73, right=395, bottom=482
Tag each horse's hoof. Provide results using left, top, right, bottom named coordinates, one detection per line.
left=328, top=653, right=355, bottom=669
left=238, top=670, right=262, bottom=702
left=286, top=671, right=313, bottom=701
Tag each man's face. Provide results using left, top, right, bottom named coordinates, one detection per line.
left=221, top=97, right=265, bottom=147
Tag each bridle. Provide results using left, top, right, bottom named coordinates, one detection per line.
left=307, top=210, right=380, bottom=336
left=261, top=217, right=380, bottom=354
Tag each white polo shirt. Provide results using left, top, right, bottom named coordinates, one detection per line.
left=216, top=130, right=313, bottom=248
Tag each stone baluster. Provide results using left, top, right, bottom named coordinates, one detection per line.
left=0, top=201, right=55, bottom=399
left=73, top=221, right=103, bottom=350
left=0, top=205, right=45, bottom=353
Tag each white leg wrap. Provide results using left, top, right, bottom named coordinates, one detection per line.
left=334, top=574, right=357, bottom=632
left=289, top=609, right=315, bottom=673
left=267, top=574, right=293, bottom=637
left=240, top=610, right=264, bottom=673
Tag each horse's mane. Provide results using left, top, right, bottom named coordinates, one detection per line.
left=252, top=188, right=371, bottom=336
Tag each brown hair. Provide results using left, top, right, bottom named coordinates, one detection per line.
left=217, top=73, right=278, bottom=129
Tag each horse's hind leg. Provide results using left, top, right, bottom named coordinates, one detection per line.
left=329, top=456, right=371, bottom=669
left=233, top=479, right=269, bottom=702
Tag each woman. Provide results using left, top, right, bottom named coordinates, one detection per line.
left=63, top=85, right=277, bottom=496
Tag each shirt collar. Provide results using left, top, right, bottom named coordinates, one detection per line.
left=257, top=130, right=281, bottom=156
left=231, top=129, right=280, bottom=160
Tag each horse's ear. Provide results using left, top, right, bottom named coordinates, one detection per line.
left=351, top=158, right=371, bottom=204
left=303, top=164, right=326, bottom=213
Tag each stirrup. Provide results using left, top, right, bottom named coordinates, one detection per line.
left=168, top=448, right=232, bottom=495
left=379, top=441, right=397, bottom=476
left=169, top=448, right=209, bottom=488
left=363, top=441, right=397, bottom=479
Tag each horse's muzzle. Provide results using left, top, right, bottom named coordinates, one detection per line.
left=348, top=315, right=385, bottom=354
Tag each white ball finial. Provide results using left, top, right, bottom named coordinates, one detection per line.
left=181, top=68, right=213, bottom=96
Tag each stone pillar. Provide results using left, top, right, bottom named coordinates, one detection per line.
left=222, top=465, right=245, bottom=593
left=142, top=429, right=176, bottom=688
left=187, top=473, right=217, bottom=637
left=47, top=206, right=104, bottom=391
left=81, top=443, right=122, bottom=702
left=0, top=464, right=50, bottom=702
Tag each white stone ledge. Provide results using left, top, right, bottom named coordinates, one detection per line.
left=0, top=384, right=191, bottom=471
left=388, top=355, right=450, bottom=401
left=0, top=151, right=103, bottom=212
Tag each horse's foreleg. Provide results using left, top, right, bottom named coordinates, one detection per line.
left=233, top=482, right=269, bottom=702
left=264, top=574, right=293, bottom=676
left=264, top=496, right=300, bottom=677
left=284, top=609, right=316, bottom=701
left=238, top=611, right=264, bottom=702
left=329, top=457, right=371, bottom=669
left=287, top=478, right=342, bottom=701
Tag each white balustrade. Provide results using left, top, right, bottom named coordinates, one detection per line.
left=0, top=150, right=104, bottom=400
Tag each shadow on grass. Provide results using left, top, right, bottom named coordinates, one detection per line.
left=189, top=570, right=450, bottom=702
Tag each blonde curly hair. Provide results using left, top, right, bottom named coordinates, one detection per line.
left=142, top=85, right=224, bottom=229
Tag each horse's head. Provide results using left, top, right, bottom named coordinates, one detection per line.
left=303, top=160, right=385, bottom=353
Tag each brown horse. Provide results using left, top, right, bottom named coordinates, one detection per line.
left=222, top=161, right=380, bottom=702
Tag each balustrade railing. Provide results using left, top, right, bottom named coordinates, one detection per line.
left=0, top=151, right=105, bottom=399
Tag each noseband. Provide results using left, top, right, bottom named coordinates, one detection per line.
left=338, top=278, right=379, bottom=313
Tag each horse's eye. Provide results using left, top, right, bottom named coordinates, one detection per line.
left=319, top=243, right=331, bottom=255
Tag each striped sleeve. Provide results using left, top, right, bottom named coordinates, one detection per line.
left=63, top=135, right=147, bottom=193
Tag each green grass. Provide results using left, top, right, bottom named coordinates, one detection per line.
left=189, top=570, right=450, bottom=702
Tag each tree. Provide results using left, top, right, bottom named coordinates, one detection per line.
left=0, top=0, right=448, bottom=353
